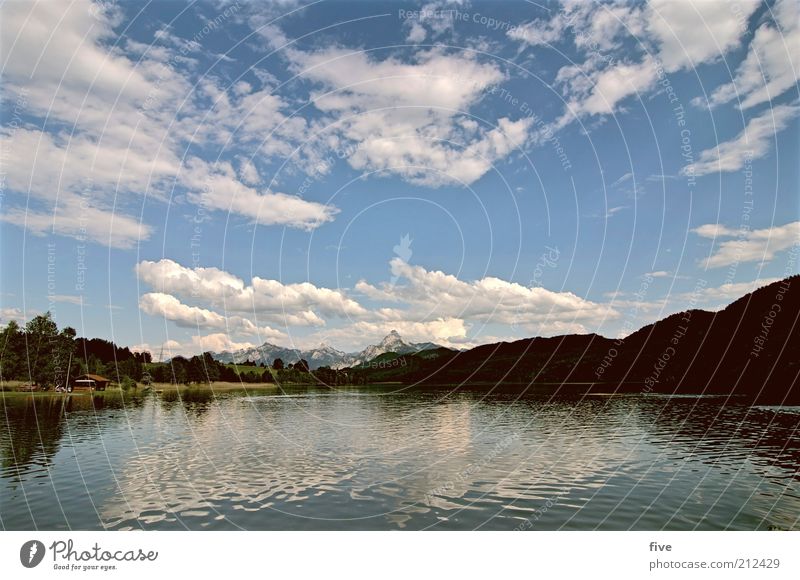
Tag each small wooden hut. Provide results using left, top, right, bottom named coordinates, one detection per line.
left=71, top=374, right=111, bottom=391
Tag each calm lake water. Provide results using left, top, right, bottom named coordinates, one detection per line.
left=1, top=386, right=798, bottom=530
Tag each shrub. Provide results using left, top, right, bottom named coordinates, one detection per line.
left=120, top=376, right=137, bottom=391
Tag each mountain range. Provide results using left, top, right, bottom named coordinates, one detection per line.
left=210, top=277, right=799, bottom=403
left=211, top=329, right=445, bottom=369
left=351, top=276, right=800, bottom=404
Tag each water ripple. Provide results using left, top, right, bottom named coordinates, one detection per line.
left=1, top=389, right=798, bottom=530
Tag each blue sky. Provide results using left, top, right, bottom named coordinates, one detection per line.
left=1, top=0, right=798, bottom=356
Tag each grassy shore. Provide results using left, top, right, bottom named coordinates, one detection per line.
left=0, top=379, right=281, bottom=398
left=150, top=381, right=279, bottom=392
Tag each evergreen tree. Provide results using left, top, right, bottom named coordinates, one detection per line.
left=0, top=320, right=25, bottom=380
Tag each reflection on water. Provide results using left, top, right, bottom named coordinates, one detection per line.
left=1, top=388, right=798, bottom=530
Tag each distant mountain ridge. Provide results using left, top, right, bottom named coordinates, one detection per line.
left=210, top=277, right=799, bottom=402
left=352, top=277, right=800, bottom=404
left=355, top=330, right=441, bottom=363
left=211, top=329, right=446, bottom=369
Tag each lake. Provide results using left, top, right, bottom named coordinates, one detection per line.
left=1, top=386, right=798, bottom=530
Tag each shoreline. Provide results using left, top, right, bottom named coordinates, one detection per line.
left=0, top=380, right=786, bottom=405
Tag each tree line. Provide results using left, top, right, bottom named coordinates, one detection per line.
left=149, top=356, right=319, bottom=385
left=0, top=313, right=151, bottom=388
left=146, top=353, right=275, bottom=385
left=1, top=312, right=373, bottom=388
left=149, top=357, right=373, bottom=386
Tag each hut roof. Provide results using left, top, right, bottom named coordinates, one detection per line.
left=77, top=374, right=110, bottom=382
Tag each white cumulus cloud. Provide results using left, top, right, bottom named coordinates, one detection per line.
left=686, top=103, right=799, bottom=176
left=700, top=0, right=799, bottom=110
left=694, top=220, right=800, bottom=268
